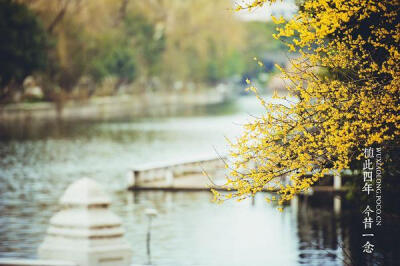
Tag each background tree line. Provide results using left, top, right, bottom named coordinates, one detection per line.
left=0, top=0, right=285, bottom=103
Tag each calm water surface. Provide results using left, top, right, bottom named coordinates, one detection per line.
left=0, top=96, right=398, bottom=265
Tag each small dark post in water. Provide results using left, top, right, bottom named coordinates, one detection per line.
left=145, top=208, right=158, bottom=265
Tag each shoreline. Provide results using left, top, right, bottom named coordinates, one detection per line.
left=0, top=89, right=232, bottom=122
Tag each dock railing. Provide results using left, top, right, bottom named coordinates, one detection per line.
left=127, top=155, right=226, bottom=188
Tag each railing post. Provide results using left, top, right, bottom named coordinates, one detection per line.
left=127, top=170, right=136, bottom=188
left=333, top=173, right=342, bottom=190
left=165, top=169, right=174, bottom=187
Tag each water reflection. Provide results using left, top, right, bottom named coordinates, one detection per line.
left=0, top=96, right=399, bottom=265
left=113, top=191, right=300, bottom=266
left=0, top=101, right=241, bottom=141
left=0, top=96, right=266, bottom=262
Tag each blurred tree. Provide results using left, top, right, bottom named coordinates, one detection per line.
left=0, top=0, right=47, bottom=100
left=242, top=21, right=287, bottom=76
left=15, top=0, right=268, bottom=97
left=137, top=0, right=246, bottom=88
left=123, top=12, right=165, bottom=87
left=21, top=0, right=119, bottom=92
left=88, top=38, right=136, bottom=94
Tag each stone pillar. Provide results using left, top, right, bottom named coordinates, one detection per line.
left=38, top=178, right=132, bottom=266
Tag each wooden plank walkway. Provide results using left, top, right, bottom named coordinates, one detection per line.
left=127, top=155, right=347, bottom=194
left=128, top=172, right=347, bottom=194
left=129, top=173, right=221, bottom=191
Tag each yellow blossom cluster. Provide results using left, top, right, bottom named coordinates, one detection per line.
left=213, top=0, right=400, bottom=206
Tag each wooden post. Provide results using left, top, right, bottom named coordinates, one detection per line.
left=165, top=170, right=174, bottom=187
left=127, top=170, right=136, bottom=188
left=333, top=173, right=342, bottom=190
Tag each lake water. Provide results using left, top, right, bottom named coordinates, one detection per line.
left=0, top=96, right=398, bottom=265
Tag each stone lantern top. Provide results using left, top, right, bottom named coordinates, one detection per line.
left=39, top=177, right=132, bottom=266
left=60, top=177, right=111, bottom=206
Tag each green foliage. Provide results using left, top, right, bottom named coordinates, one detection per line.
left=123, top=13, right=165, bottom=77
left=0, top=0, right=48, bottom=95
left=244, top=21, right=286, bottom=54
left=90, top=45, right=136, bottom=84
left=222, top=51, right=246, bottom=78
left=206, top=60, right=219, bottom=84
left=87, top=13, right=163, bottom=88
left=240, top=21, right=287, bottom=81
left=205, top=51, right=246, bottom=84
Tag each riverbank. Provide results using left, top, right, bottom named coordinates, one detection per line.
left=0, top=89, right=231, bottom=122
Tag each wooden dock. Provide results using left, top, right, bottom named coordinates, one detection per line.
left=127, top=156, right=347, bottom=194
left=129, top=173, right=224, bottom=191
left=127, top=155, right=227, bottom=191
